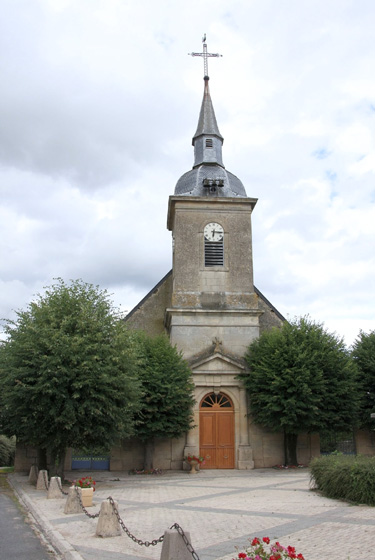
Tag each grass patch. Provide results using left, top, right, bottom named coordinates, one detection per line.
left=0, top=466, right=14, bottom=473
left=310, top=454, right=375, bottom=506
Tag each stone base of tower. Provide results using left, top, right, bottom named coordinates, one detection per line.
left=238, top=445, right=255, bottom=470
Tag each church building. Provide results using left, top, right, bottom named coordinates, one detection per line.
left=14, top=40, right=324, bottom=473
left=122, top=42, right=320, bottom=470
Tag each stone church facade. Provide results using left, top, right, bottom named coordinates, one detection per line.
left=121, top=74, right=320, bottom=470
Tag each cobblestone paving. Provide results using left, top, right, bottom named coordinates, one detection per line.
left=11, top=469, right=375, bottom=560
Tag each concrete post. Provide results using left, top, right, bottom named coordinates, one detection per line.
left=160, top=528, right=193, bottom=560
left=36, top=470, right=48, bottom=490
left=95, top=500, right=121, bottom=538
left=47, top=476, right=63, bottom=499
left=28, top=465, right=38, bottom=485
left=64, top=486, right=83, bottom=514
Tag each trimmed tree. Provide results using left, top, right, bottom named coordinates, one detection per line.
left=0, top=278, right=141, bottom=477
left=239, top=316, right=359, bottom=466
left=352, top=330, right=375, bottom=430
left=132, top=333, right=195, bottom=470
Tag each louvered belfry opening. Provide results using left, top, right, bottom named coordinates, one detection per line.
left=205, top=238, right=224, bottom=266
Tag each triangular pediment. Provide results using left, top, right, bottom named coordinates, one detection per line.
left=189, top=350, right=245, bottom=375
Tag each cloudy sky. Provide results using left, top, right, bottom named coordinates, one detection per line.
left=1, top=0, right=374, bottom=346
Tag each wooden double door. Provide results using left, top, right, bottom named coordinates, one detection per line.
left=199, top=392, right=235, bottom=469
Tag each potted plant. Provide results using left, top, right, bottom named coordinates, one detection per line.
left=74, top=476, right=96, bottom=507
left=185, top=454, right=205, bottom=474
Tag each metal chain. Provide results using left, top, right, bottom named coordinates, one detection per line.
left=107, top=497, right=200, bottom=559
left=107, top=496, right=164, bottom=546
left=56, top=477, right=69, bottom=496
left=42, top=470, right=49, bottom=491
left=41, top=478, right=199, bottom=559
left=170, top=523, right=200, bottom=560
left=74, top=485, right=100, bottom=519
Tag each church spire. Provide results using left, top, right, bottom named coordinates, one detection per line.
left=192, top=77, right=223, bottom=143
left=189, top=36, right=224, bottom=168
left=174, top=37, right=247, bottom=197
left=191, top=76, right=224, bottom=168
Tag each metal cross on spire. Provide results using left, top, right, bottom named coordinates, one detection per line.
left=188, top=34, right=223, bottom=79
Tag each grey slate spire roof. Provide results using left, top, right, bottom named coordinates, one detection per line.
left=192, top=77, right=223, bottom=143
left=174, top=77, right=247, bottom=197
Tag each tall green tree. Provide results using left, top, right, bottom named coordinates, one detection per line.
left=0, top=279, right=141, bottom=476
left=239, top=316, right=359, bottom=466
left=132, top=333, right=195, bottom=470
left=352, top=330, right=375, bottom=430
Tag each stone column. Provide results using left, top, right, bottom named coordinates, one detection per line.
left=238, top=387, right=254, bottom=469
left=183, top=407, right=199, bottom=470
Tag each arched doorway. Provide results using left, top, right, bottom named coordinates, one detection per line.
left=199, top=392, right=235, bottom=469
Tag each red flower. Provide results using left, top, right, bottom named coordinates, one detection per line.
left=238, top=553, right=247, bottom=558
left=297, top=555, right=305, bottom=560
left=262, top=537, right=270, bottom=544
left=251, top=538, right=260, bottom=546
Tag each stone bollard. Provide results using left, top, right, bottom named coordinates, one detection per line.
left=160, top=528, right=193, bottom=560
left=28, top=465, right=38, bottom=485
left=47, top=476, right=64, bottom=499
left=36, top=469, right=49, bottom=490
left=64, top=486, right=82, bottom=514
left=95, top=500, right=121, bottom=538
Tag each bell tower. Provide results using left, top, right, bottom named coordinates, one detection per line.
left=166, top=40, right=261, bottom=360
left=165, top=38, right=259, bottom=469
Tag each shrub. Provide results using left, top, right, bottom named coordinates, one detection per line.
left=0, top=435, right=16, bottom=466
left=310, top=454, right=375, bottom=506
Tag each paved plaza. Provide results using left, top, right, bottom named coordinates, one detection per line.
left=9, top=469, right=375, bottom=560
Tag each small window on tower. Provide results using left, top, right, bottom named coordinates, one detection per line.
left=205, top=138, right=213, bottom=148
left=203, top=222, right=224, bottom=267
left=205, top=239, right=224, bottom=266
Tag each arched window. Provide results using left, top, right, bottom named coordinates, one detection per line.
left=200, top=392, right=233, bottom=409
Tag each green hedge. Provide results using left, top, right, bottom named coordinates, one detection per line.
left=0, top=435, right=16, bottom=467
left=310, top=454, right=375, bottom=506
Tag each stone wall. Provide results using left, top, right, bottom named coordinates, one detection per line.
left=125, top=272, right=172, bottom=336
left=14, top=443, right=72, bottom=473
left=110, top=436, right=186, bottom=471
left=256, top=289, right=285, bottom=334
left=355, top=430, right=375, bottom=455
left=249, top=423, right=320, bottom=468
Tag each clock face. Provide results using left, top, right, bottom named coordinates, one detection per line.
left=204, top=222, right=224, bottom=241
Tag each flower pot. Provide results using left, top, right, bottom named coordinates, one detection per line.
left=81, top=487, right=94, bottom=507
left=189, top=460, right=199, bottom=474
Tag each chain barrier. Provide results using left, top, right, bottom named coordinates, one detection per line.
left=170, top=523, right=200, bottom=560
left=48, top=481, right=199, bottom=559
left=107, top=497, right=200, bottom=559
left=107, top=496, right=164, bottom=546
left=74, top=486, right=100, bottom=519
left=56, top=477, right=69, bottom=496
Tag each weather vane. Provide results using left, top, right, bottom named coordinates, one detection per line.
left=188, top=34, right=223, bottom=79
